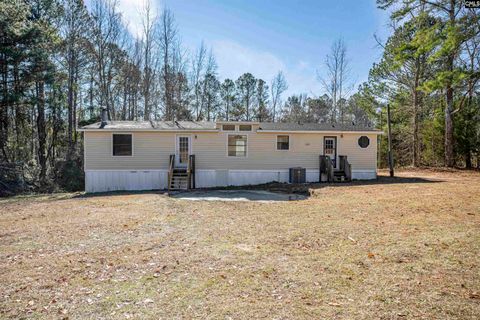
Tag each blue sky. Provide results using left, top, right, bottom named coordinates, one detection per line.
left=116, top=0, right=391, bottom=97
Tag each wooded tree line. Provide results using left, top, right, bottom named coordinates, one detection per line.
left=0, top=0, right=478, bottom=194
left=371, top=0, right=480, bottom=168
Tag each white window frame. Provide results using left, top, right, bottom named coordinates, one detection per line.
left=357, top=135, right=370, bottom=149
left=112, top=133, right=134, bottom=157
left=238, top=124, right=252, bottom=132
left=276, top=134, right=290, bottom=151
left=175, top=134, right=193, bottom=167
left=222, top=124, right=236, bottom=131
left=226, top=134, right=248, bottom=158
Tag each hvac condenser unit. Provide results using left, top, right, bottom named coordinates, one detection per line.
left=289, top=167, right=306, bottom=183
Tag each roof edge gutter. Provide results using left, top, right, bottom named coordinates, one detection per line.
left=77, top=128, right=220, bottom=132
left=257, top=130, right=383, bottom=135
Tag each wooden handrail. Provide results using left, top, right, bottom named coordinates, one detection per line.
left=189, top=154, right=195, bottom=189
left=326, top=157, right=334, bottom=182
left=345, top=159, right=351, bottom=181
left=319, top=155, right=334, bottom=182
left=168, top=154, right=175, bottom=190
left=339, top=155, right=352, bottom=181
left=186, top=155, right=191, bottom=189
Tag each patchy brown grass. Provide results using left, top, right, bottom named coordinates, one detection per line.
left=1, top=169, right=479, bottom=319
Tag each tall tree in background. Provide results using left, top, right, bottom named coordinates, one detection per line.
left=318, top=38, right=352, bottom=123
left=305, top=95, right=332, bottom=123
left=256, top=79, right=270, bottom=121
left=190, top=42, right=207, bottom=120
left=235, top=73, right=256, bottom=121
left=140, top=0, right=158, bottom=120
left=370, top=12, right=432, bottom=166
left=90, top=0, right=124, bottom=120
left=0, top=0, right=32, bottom=162
left=201, top=73, right=220, bottom=121
left=60, top=0, right=91, bottom=158
left=157, top=8, right=178, bottom=120
left=30, top=0, right=62, bottom=185
left=281, top=94, right=308, bottom=123
left=378, top=0, right=480, bottom=166
left=220, top=79, right=235, bottom=120
left=270, top=71, right=287, bottom=122
left=456, top=15, right=480, bottom=168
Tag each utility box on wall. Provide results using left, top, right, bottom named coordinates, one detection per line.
left=289, top=167, right=306, bottom=183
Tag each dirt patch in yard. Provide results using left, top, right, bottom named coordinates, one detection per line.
left=0, top=169, right=479, bottom=319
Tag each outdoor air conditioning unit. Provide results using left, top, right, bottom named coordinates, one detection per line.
left=289, top=167, right=306, bottom=183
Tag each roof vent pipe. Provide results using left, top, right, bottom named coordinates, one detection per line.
left=101, top=108, right=108, bottom=126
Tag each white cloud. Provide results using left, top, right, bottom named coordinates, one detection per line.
left=117, top=0, right=160, bottom=38
left=211, top=40, right=285, bottom=82
left=211, top=39, right=321, bottom=98
left=110, top=1, right=323, bottom=99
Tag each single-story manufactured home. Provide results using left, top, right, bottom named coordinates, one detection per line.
left=79, top=114, right=382, bottom=193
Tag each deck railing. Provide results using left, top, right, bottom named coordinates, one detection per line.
left=339, top=155, right=352, bottom=181
left=168, top=154, right=175, bottom=189
left=187, top=154, right=195, bottom=189
left=319, top=155, right=334, bottom=182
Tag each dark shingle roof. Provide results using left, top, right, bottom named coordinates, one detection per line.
left=80, top=120, right=379, bottom=132
left=80, top=121, right=217, bottom=131
left=258, top=122, right=377, bottom=132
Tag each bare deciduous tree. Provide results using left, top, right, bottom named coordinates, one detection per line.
left=139, top=0, right=158, bottom=120
left=270, top=71, right=287, bottom=122
left=318, top=38, right=353, bottom=123
left=157, top=8, right=179, bottom=120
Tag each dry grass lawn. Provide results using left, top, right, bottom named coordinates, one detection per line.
left=1, top=169, right=479, bottom=319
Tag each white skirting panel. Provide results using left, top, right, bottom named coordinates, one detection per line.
left=306, top=170, right=320, bottom=183
left=195, top=169, right=322, bottom=188
left=195, top=170, right=224, bottom=188
left=352, top=170, right=377, bottom=180
left=85, top=170, right=168, bottom=193
left=84, top=169, right=377, bottom=193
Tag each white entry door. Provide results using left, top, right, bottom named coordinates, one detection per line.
left=175, top=135, right=191, bottom=167
left=324, top=137, right=337, bottom=168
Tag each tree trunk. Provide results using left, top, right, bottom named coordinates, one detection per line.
left=36, top=80, right=47, bottom=186
left=444, top=77, right=455, bottom=167
left=67, top=48, right=74, bottom=160
left=444, top=2, right=456, bottom=168
left=0, top=54, right=10, bottom=161
left=465, top=149, right=472, bottom=169
left=412, top=95, right=419, bottom=167
left=226, top=101, right=229, bottom=121
left=73, top=64, right=78, bottom=146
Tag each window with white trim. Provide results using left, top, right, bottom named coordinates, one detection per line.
left=222, top=124, right=235, bottom=131
left=358, top=136, right=370, bottom=148
left=239, top=124, right=252, bottom=131
left=277, top=135, right=289, bottom=150
left=228, top=135, right=247, bottom=157
left=113, top=134, right=132, bottom=156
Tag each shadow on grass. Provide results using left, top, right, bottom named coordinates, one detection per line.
left=310, top=175, right=444, bottom=189
left=71, top=189, right=168, bottom=199
left=215, top=175, right=443, bottom=195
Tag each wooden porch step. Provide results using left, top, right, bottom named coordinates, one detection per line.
left=170, top=175, right=189, bottom=190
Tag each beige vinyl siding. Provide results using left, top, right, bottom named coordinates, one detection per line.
left=337, top=133, right=377, bottom=170
left=85, top=131, right=175, bottom=170
left=84, top=131, right=377, bottom=171
left=194, top=132, right=322, bottom=170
